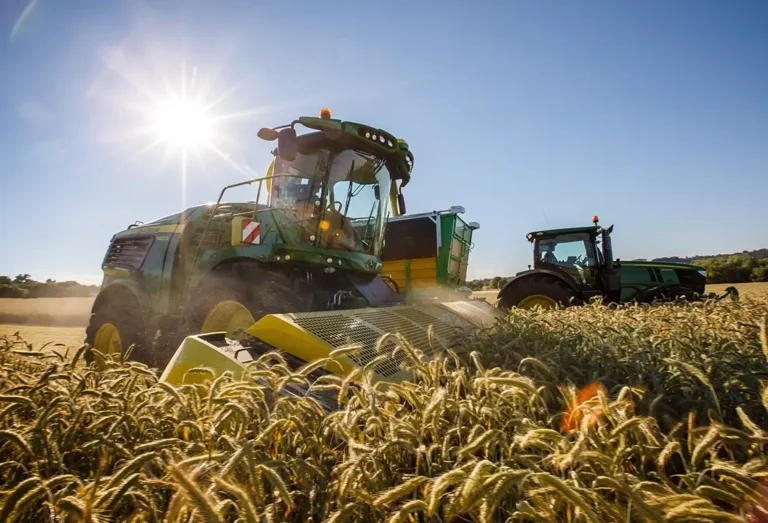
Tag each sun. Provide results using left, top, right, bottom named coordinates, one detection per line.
left=90, top=50, right=266, bottom=185
left=153, top=96, right=213, bottom=149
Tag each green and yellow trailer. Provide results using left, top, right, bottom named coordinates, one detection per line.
left=380, top=207, right=479, bottom=301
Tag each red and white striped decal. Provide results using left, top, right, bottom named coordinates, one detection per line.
left=241, top=219, right=261, bottom=244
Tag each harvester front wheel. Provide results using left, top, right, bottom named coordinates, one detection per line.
left=190, top=264, right=306, bottom=340
left=497, top=275, right=579, bottom=311
left=200, top=300, right=257, bottom=339
left=85, top=300, right=148, bottom=369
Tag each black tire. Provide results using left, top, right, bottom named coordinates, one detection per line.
left=497, top=274, right=579, bottom=311
left=187, top=263, right=308, bottom=335
left=84, top=298, right=150, bottom=367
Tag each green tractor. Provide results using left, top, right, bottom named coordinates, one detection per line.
left=496, top=216, right=732, bottom=310
left=86, top=109, right=502, bottom=378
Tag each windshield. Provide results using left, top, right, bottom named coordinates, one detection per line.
left=537, top=233, right=596, bottom=267
left=270, top=148, right=391, bottom=256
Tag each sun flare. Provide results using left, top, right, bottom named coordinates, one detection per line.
left=154, top=97, right=213, bottom=148
left=92, top=48, right=269, bottom=192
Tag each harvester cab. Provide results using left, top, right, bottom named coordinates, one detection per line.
left=496, top=216, right=713, bottom=310
left=86, top=109, right=505, bottom=396
left=254, top=108, right=413, bottom=258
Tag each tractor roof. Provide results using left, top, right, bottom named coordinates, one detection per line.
left=526, top=225, right=600, bottom=241
left=262, top=111, right=414, bottom=186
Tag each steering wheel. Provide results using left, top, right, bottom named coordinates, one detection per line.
left=327, top=201, right=342, bottom=213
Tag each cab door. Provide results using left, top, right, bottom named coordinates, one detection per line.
left=535, top=233, right=600, bottom=292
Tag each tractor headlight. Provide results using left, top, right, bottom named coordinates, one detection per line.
left=698, top=270, right=707, bottom=278
left=360, top=127, right=397, bottom=150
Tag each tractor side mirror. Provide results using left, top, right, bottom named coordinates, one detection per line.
left=258, top=128, right=279, bottom=141
left=397, top=193, right=407, bottom=215
left=277, top=128, right=298, bottom=162
left=374, top=185, right=380, bottom=200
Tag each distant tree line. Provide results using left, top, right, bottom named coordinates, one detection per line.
left=0, top=274, right=100, bottom=299
left=467, top=250, right=768, bottom=289
left=652, top=249, right=768, bottom=284
left=467, top=276, right=512, bottom=291
left=695, top=255, right=768, bottom=284
left=653, top=248, right=768, bottom=265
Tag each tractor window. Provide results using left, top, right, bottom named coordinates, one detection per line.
left=538, top=233, right=594, bottom=268
left=271, top=148, right=391, bottom=256
left=325, top=157, right=391, bottom=256
left=328, top=150, right=389, bottom=222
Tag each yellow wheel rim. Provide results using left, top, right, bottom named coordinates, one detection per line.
left=518, top=294, right=558, bottom=309
left=93, top=323, right=122, bottom=366
left=201, top=300, right=255, bottom=340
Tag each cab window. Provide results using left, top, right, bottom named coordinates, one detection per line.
left=538, top=233, right=594, bottom=267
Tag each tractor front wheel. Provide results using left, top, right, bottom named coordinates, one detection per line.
left=85, top=300, right=149, bottom=369
left=497, top=275, right=579, bottom=311
left=190, top=264, right=308, bottom=340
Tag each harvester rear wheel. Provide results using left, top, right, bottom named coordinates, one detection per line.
left=497, top=274, right=579, bottom=311
left=189, top=263, right=307, bottom=340
left=84, top=300, right=148, bottom=369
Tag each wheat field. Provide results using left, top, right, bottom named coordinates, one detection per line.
left=0, top=325, right=86, bottom=354
left=0, top=297, right=93, bottom=327
left=1, top=293, right=768, bottom=522
left=0, top=283, right=765, bottom=329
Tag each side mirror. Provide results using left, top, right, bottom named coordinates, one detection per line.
left=397, top=193, right=406, bottom=215
left=277, top=128, right=298, bottom=162
left=257, top=128, right=279, bottom=141
left=374, top=185, right=380, bottom=200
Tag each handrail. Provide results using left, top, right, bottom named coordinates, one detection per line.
left=184, top=173, right=314, bottom=298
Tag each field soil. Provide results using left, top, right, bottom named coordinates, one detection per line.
left=0, top=296, right=94, bottom=326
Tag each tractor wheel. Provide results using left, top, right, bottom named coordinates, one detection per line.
left=84, top=299, right=149, bottom=369
left=497, top=275, right=579, bottom=311
left=189, top=264, right=307, bottom=340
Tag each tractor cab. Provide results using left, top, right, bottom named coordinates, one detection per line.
left=524, top=216, right=621, bottom=303
left=257, top=108, right=414, bottom=260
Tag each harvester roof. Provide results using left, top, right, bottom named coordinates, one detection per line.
left=262, top=110, right=415, bottom=187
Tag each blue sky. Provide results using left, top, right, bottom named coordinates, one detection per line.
left=1, top=0, right=766, bottom=284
